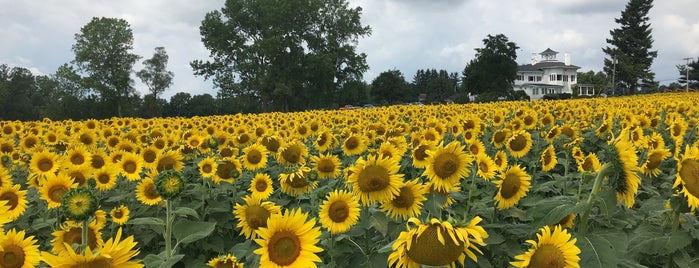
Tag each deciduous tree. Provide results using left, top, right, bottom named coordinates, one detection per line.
left=137, top=47, right=174, bottom=98
left=460, top=34, right=519, bottom=102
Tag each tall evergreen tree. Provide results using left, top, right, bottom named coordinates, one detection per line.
left=603, top=0, right=657, bottom=95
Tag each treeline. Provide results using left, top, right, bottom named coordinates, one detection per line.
left=0, top=63, right=465, bottom=121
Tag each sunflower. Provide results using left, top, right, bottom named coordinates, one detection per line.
left=93, top=166, right=118, bottom=191
left=493, top=165, right=532, bottom=210
left=490, top=128, right=510, bottom=149
left=540, top=145, right=558, bottom=172
left=43, top=227, right=143, bottom=268
left=241, top=144, right=269, bottom=171
left=545, top=126, right=561, bottom=144
left=493, top=151, right=509, bottom=172
left=347, top=155, right=404, bottom=205
left=19, top=134, right=39, bottom=152
left=319, top=189, right=361, bottom=234
left=0, top=184, right=28, bottom=220
left=314, top=130, right=336, bottom=152
left=675, top=146, right=699, bottom=211
left=61, top=187, right=98, bottom=221
left=577, top=153, right=601, bottom=173
left=233, top=195, right=281, bottom=239
left=595, top=120, right=612, bottom=138
left=506, top=130, right=533, bottom=158
left=467, top=141, right=485, bottom=157
left=250, top=173, right=274, bottom=200
left=260, top=135, right=284, bottom=154
left=198, top=156, right=218, bottom=179
left=110, top=204, right=130, bottom=225
left=40, top=173, right=78, bottom=209
left=279, top=166, right=318, bottom=197
left=554, top=214, right=576, bottom=229
left=342, top=134, right=367, bottom=156
left=510, top=225, right=581, bottom=268
left=155, top=150, right=184, bottom=173
left=155, top=169, right=185, bottom=199
left=606, top=134, right=641, bottom=208
left=422, top=141, right=472, bottom=193
left=570, top=146, right=584, bottom=162
left=49, top=221, right=103, bottom=256
left=641, top=147, right=671, bottom=177
left=61, top=145, right=92, bottom=169
left=0, top=229, right=41, bottom=268
left=254, top=208, right=323, bottom=268
left=207, top=253, right=245, bottom=268
left=277, top=140, right=308, bottom=166
left=117, top=151, right=144, bottom=181
left=388, top=217, right=488, bottom=268
left=475, top=153, right=497, bottom=180
left=136, top=177, right=162, bottom=206
left=29, top=149, right=60, bottom=178
left=214, top=158, right=242, bottom=184
left=380, top=179, right=427, bottom=220
left=411, top=140, right=435, bottom=169
left=310, top=153, right=342, bottom=179
left=0, top=168, right=11, bottom=191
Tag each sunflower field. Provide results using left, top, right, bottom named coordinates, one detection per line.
left=0, top=93, right=698, bottom=267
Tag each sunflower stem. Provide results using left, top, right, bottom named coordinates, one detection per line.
left=81, top=219, right=88, bottom=256
left=165, top=199, right=172, bottom=259
left=464, top=167, right=477, bottom=218
left=579, top=163, right=611, bottom=235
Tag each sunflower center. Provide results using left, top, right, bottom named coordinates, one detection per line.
left=413, top=145, right=429, bottom=161
left=392, top=186, right=415, bottom=208
left=328, top=200, right=349, bottom=222
left=543, top=151, right=553, bottom=165
left=406, top=225, right=465, bottom=266
left=645, top=152, right=663, bottom=170
left=0, top=245, right=25, bottom=268
left=38, top=158, right=54, bottom=172
left=97, top=173, right=111, bottom=184
left=672, top=124, right=682, bottom=137
left=282, top=148, right=300, bottom=164
left=157, top=157, right=176, bottom=172
left=529, top=244, right=566, bottom=268
left=345, top=137, right=359, bottom=150
left=64, top=227, right=98, bottom=252
left=84, top=258, right=112, bottom=268
left=145, top=184, right=160, bottom=199
left=246, top=205, right=271, bottom=230
left=500, top=172, right=522, bottom=199
left=123, top=161, right=137, bottom=173
left=71, top=154, right=85, bottom=165
left=286, top=174, right=309, bottom=188
left=317, top=134, right=328, bottom=147
left=317, top=160, right=335, bottom=173
left=357, top=166, right=389, bottom=192
left=581, top=158, right=594, bottom=172
left=263, top=138, right=280, bottom=153
left=479, top=161, right=490, bottom=174
left=114, top=210, right=123, bottom=218
left=493, top=131, right=507, bottom=144
left=0, top=192, right=18, bottom=210
left=91, top=156, right=105, bottom=169
left=255, top=179, right=268, bottom=192
left=509, top=134, right=527, bottom=152
left=268, top=230, right=301, bottom=266
left=143, top=151, right=157, bottom=163
left=79, top=135, right=93, bottom=146
left=468, top=144, right=480, bottom=155
left=202, top=164, right=213, bottom=173
left=679, top=159, right=699, bottom=198
left=433, top=153, right=459, bottom=178
left=247, top=150, right=262, bottom=164
left=49, top=185, right=68, bottom=203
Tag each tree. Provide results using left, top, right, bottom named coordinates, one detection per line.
left=603, top=0, right=657, bottom=95
left=336, top=80, right=369, bottom=106
left=137, top=47, right=174, bottom=98
left=192, top=0, right=370, bottom=112
left=72, top=17, right=141, bottom=117
left=461, top=34, right=519, bottom=102
left=677, top=57, right=699, bottom=89
left=165, top=92, right=192, bottom=117
left=411, top=69, right=459, bottom=103
left=370, top=69, right=408, bottom=105
left=573, top=70, right=608, bottom=96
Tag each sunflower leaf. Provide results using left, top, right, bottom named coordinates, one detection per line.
left=127, top=217, right=165, bottom=226
left=173, top=206, right=199, bottom=219
left=173, top=220, right=216, bottom=244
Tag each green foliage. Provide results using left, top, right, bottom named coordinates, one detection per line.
left=410, top=69, right=459, bottom=103
left=370, top=69, right=408, bottom=104
left=191, top=0, right=371, bottom=112
left=461, top=34, right=519, bottom=101
left=603, top=0, right=657, bottom=95
left=136, top=47, right=174, bottom=98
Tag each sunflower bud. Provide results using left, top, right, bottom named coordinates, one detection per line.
left=61, top=187, right=98, bottom=221
left=155, top=170, right=185, bottom=199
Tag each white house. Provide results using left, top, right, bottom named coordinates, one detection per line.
left=514, top=48, right=580, bottom=100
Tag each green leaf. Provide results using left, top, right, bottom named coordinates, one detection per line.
left=578, top=230, right=627, bottom=268
left=629, top=231, right=692, bottom=256
left=158, top=254, right=184, bottom=268
left=143, top=254, right=164, bottom=267
left=127, top=217, right=165, bottom=226
left=534, top=202, right=588, bottom=227
left=173, top=220, right=216, bottom=244
left=369, top=212, right=389, bottom=236
left=173, top=206, right=199, bottom=219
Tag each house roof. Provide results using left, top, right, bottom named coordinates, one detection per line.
left=541, top=48, right=558, bottom=54
left=518, top=61, right=580, bottom=72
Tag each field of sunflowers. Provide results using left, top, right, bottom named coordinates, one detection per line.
left=0, top=92, right=698, bottom=267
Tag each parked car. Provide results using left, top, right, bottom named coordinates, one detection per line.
left=339, top=105, right=357, bottom=110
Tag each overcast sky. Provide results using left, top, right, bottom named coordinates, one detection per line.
left=1, top=0, right=697, bottom=99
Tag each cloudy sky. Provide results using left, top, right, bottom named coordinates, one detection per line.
left=1, top=0, right=697, bottom=99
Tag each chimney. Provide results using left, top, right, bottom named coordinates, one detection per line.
left=564, top=52, right=571, bottom=66
left=531, top=53, right=538, bottom=65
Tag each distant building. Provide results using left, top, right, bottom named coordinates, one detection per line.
left=514, top=48, right=580, bottom=100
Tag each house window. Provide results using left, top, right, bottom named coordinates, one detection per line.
left=563, top=75, right=568, bottom=82
left=517, top=74, right=524, bottom=80
left=556, top=74, right=563, bottom=81
left=536, top=76, right=542, bottom=82
left=528, top=76, right=535, bottom=82
left=571, top=75, right=576, bottom=82
left=549, top=74, right=556, bottom=81
left=532, top=88, right=539, bottom=95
